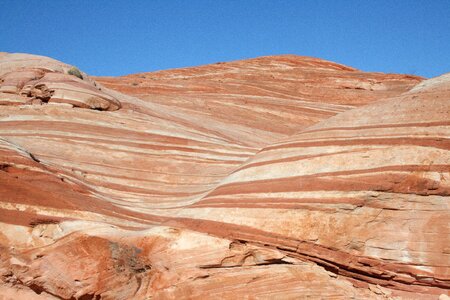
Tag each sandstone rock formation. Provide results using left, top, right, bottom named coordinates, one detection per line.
left=0, top=53, right=121, bottom=110
left=0, top=52, right=448, bottom=299
left=98, top=55, right=421, bottom=146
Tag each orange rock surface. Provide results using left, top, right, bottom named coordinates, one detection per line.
left=0, top=52, right=448, bottom=299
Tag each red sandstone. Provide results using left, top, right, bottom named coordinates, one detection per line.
left=0, top=52, right=448, bottom=299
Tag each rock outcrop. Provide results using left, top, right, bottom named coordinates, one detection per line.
left=0, top=53, right=121, bottom=110
left=0, top=52, right=448, bottom=299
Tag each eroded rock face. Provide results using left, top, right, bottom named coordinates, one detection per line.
left=97, top=55, right=422, bottom=147
left=0, top=52, right=448, bottom=299
left=189, top=73, right=450, bottom=296
left=0, top=53, right=121, bottom=110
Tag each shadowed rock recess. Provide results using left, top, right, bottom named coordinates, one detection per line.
left=0, top=52, right=448, bottom=299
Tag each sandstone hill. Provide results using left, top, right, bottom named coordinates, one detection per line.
left=0, top=52, right=448, bottom=299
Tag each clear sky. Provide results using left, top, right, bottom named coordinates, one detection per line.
left=1, top=1, right=449, bottom=78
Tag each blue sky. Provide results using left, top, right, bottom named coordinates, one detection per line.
left=1, top=1, right=449, bottom=78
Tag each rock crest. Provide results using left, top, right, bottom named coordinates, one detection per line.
left=0, top=53, right=120, bottom=110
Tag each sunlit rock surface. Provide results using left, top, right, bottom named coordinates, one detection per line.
left=0, top=52, right=448, bottom=299
left=97, top=55, right=421, bottom=147
left=0, top=53, right=121, bottom=110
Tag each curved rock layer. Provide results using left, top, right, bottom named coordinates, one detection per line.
left=97, top=55, right=422, bottom=147
left=1, top=54, right=421, bottom=210
left=0, top=53, right=121, bottom=110
left=185, top=79, right=450, bottom=296
left=0, top=52, right=449, bottom=299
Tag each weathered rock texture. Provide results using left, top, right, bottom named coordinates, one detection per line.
left=98, top=55, right=420, bottom=146
left=0, top=52, right=448, bottom=299
left=0, top=53, right=121, bottom=110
